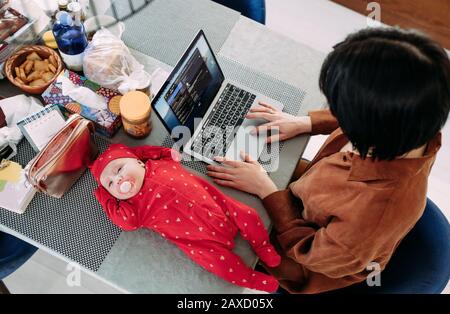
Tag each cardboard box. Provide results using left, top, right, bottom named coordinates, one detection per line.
left=42, top=70, right=122, bottom=137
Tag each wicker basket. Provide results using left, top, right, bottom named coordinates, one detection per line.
left=4, top=45, right=64, bottom=95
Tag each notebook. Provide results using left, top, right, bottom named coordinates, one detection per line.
left=0, top=170, right=36, bottom=214
left=17, top=104, right=66, bottom=152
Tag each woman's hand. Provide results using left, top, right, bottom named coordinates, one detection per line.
left=246, top=102, right=312, bottom=143
left=207, top=152, right=278, bottom=199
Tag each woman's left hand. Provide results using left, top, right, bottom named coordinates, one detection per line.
left=206, top=152, right=278, bottom=199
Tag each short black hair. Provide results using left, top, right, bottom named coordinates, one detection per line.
left=319, top=27, right=450, bottom=160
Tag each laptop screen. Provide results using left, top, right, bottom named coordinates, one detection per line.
left=152, top=30, right=225, bottom=137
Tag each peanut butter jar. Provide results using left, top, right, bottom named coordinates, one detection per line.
left=119, top=91, right=152, bottom=138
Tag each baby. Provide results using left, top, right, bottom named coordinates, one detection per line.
left=90, top=144, right=281, bottom=292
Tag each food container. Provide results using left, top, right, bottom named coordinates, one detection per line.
left=119, top=91, right=152, bottom=138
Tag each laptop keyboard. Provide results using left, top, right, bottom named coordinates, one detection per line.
left=190, top=83, right=256, bottom=160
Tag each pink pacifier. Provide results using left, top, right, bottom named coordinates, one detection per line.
left=120, top=181, right=132, bottom=193
left=117, top=177, right=135, bottom=195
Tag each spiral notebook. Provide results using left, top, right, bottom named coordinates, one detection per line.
left=17, top=104, right=66, bottom=152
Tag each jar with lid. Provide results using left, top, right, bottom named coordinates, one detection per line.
left=58, top=0, right=69, bottom=11
left=67, top=1, right=86, bottom=22
left=129, top=71, right=152, bottom=97
left=119, top=91, right=152, bottom=138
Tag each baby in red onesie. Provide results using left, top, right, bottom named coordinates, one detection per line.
left=89, top=143, right=281, bottom=292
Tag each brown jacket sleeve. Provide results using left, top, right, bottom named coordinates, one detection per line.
left=0, top=107, right=6, bottom=128
left=309, top=109, right=339, bottom=135
left=263, top=190, right=367, bottom=293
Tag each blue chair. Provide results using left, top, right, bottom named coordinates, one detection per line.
left=0, top=231, right=38, bottom=294
left=211, top=0, right=266, bottom=24
left=336, top=198, right=450, bottom=294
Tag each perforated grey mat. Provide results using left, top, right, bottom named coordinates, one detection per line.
left=107, top=0, right=240, bottom=66
left=162, top=56, right=307, bottom=174
left=0, top=136, right=121, bottom=272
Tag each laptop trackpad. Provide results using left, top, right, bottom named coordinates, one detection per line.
left=225, top=97, right=283, bottom=162
left=225, top=125, right=266, bottom=162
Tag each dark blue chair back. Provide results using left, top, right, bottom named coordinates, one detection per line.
left=211, top=0, right=266, bottom=24
left=339, top=198, right=450, bottom=294
left=0, top=232, right=38, bottom=280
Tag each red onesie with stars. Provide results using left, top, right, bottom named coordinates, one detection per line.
left=90, top=144, right=281, bottom=292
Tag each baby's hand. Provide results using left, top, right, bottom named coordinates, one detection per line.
left=170, top=149, right=182, bottom=162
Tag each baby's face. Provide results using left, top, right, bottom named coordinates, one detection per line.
left=100, top=158, right=145, bottom=200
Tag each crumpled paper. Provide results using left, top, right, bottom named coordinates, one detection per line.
left=0, top=95, right=43, bottom=159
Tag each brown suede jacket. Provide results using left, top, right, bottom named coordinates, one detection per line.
left=263, top=109, right=441, bottom=293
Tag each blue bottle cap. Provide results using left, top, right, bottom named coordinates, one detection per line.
left=56, top=11, right=73, bottom=25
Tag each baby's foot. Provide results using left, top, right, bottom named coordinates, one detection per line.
left=255, top=243, right=281, bottom=267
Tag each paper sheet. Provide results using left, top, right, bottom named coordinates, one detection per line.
left=0, top=180, right=6, bottom=191
left=0, top=160, right=22, bottom=182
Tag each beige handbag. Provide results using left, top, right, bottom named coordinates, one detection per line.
left=25, top=114, right=98, bottom=198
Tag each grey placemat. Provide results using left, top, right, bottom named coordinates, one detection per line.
left=0, top=136, right=121, bottom=272
left=106, top=0, right=240, bottom=66
left=162, top=56, right=307, bottom=174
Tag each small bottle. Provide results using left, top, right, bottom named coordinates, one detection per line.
left=58, top=0, right=69, bottom=12
left=67, top=1, right=86, bottom=22
left=50, top=0, right=68, bottom=22
left=119, top=91, right=152, bottom=139
left=52, top=10, right=88, bottom=71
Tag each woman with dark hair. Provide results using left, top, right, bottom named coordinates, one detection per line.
left=206, top=27, right=450, bottom=293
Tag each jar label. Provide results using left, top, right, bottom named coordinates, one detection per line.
left=122, top=119, right=152, bottom=138
left=59, top=51, right=85, bottom=71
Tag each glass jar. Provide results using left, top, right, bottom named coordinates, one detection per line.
left=119, top=91, right=152, bottom=138
left=67, top=1, right=86, bottom=22
left=136, top=84, right=152, bottom=97
left=58, top=0, right=69, bottom=12
left=134, top=72, right=152, bottom=97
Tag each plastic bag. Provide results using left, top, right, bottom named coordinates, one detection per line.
left=0, top=95, right=43, bottom=159
left=83, top=28, right=151, bottom=95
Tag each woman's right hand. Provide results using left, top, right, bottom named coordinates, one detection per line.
left=246, top=102, right=312, bottom=143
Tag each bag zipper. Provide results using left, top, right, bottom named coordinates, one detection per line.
left=26, top=115, right=93, bottom=192
left=33, top=118, right=91, bottom=192
left=27, top=114, right=83, bottom=191
left=34, top=118, right=90, bottom=187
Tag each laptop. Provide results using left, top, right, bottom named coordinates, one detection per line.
left=152, top=30, right=284, bottom=164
